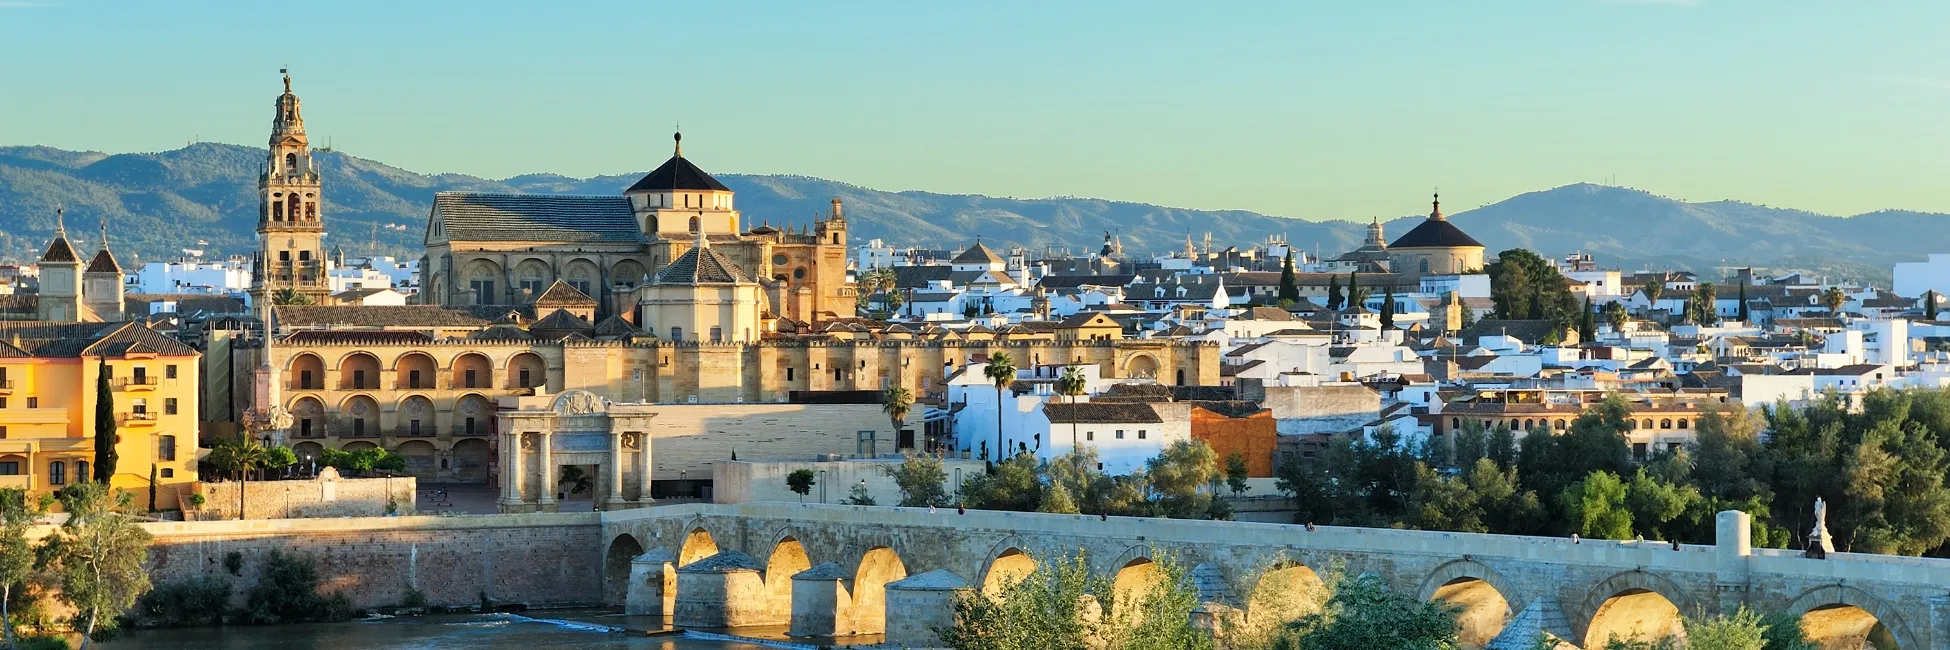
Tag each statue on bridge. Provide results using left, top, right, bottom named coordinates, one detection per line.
left=1806, top=497, right=1835, bottom=559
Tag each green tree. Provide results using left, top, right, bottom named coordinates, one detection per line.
left=1451, top=420, right=1488, bottom=468
left=1225, top=451, right=1251, bottom=496
left=984, top=352, right=1018, bottom=459
left=1693, top=282, right=1720, bottom=325
left=556, top=465, right=593, bottom=496
left=1379, top=285, right=1396, bottom=330
left=1518, top=395, right=1633, bottom=523
left=882, top=384, right=914, bottom=445
left=1326, top=275, right=1342, bottom=311
left=961, top=453, right=1041, bottom=512
left=1278, top=249, right=1300, bottom=304
left=45, top=483, right=152, bottom=648
left=1736, top=282, right=1750, bottom=323
left=1346, top=272, right=1365, bottom=309
left=1927, top=289, right=1940, bottom=321
left=1642, top=278, right=1665, bottom=307
left=1821, top=286, right=1846, bottom=316
left=1274, top=573, right=1460, bottom=650
left=886, top=453, right=950, bottom=507
left=1604, top=300, right=1630, bottom=332
left=1578, top=295, right=1595, bottom=341
left=239, top=550, right=352, bottom=624
left=0, top=489, right=49, bottom=648
left=1147, top=440, right=1219, bottom=519
left=1561, top=470, right=1633, bottom=540
left=207, top=437, right=270, bottom=520
left=317, top=447, right=406, bottom=474
left=1055, top=366, right=1088, bottom=449
left=1036, top=482, right=1079, bottom=514
left=93, top=356, right=115, bottom=483
left=785, top=469, right=816, bottom=502
left=1625, top=468, right=1703, bottom=541
left=271, top=287, right=313, bottom=306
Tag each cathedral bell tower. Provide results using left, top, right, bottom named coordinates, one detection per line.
left=254, top=71, right=331, bottom=306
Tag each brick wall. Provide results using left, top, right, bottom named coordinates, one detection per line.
left=141, top=513, right=601, bottom=610
left=1190, top=408, right=1279, bottom=477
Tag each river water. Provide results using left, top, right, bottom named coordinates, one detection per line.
left=101, top=613, right=789, bottom=650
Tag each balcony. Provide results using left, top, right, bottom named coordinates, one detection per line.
left=117, top=412, right=159, bottom=426
left=113, top=376, right=158, bottom=392
left=0, top=380, right=13, bottom=394
left=451, top=424, right=494, bottom=437
left=0, top=476, right=26, bottom=490
left=394, top=427, right=436, bottom=438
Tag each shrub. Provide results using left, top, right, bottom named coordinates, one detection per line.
left=239, top=551, right=353, bottom=625
left=137, top=576, right=231, bottom=627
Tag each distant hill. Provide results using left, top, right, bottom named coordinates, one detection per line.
left=0, top=143, right=1939, bottom=283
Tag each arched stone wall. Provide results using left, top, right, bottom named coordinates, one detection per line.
left=851, top=546, right=908, bottom=634
left=679, top=526, right=720, bottom=566
left=1784, top=584, right=1916, bottom=650
left=605, top=533, right=645, bottom=605
left=1419, top=560, right=1518, bottom=650
left=1582, top=571, right=1693, bottom=649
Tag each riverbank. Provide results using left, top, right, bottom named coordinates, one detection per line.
left=108, top=608, right=890, bottom=650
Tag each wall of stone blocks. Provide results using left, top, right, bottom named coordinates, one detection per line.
left=191, top=475, right=417, bottom=520
left=140, top=513, right=602, bottom=610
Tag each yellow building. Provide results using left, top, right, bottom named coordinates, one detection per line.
left=0, top=322, right=200, bottom=505
left=1388, top=193, right=1486, bottom=275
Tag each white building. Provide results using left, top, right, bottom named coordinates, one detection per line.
left=133, top=260, right=252, bottom=296
left=1894, top=254, right=1950, bottom=299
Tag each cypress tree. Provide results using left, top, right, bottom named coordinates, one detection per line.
left=1326, top=276, right=1342, bottom=310
left=1379, top=285, right=1395, bottom=330
left=1277, top=250, right=1299, bottom=304
left=1928, top=290, right=1940, bottom=321
left=1347, top=272, right=1361, bottom=309
left=1737, top=282, right=1750, bottom=322
left=1578, top=296, right=1595, bottom=342
left=94, top=355, right=116, bottom=483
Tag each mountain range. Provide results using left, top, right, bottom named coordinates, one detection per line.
left=0, top=142, right=1937, bottom=283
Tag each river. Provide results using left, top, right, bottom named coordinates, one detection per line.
left=101, top=612, right=799, bottom=650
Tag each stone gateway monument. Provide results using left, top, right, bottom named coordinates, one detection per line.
left=497, top=389, right=655, bottom=512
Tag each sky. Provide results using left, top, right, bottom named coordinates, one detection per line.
left=3, top=1, right=1949, bottom=221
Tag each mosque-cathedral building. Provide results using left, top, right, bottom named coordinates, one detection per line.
left=236, top=76, right=1220, bottom=491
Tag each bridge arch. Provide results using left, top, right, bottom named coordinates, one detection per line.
left=603, top=533, right=645, bottom=606
left=1784, top=584, right=1915, bottom=650
left=677, top=524, right=720, bottom=566
left=1418, top=560, right=1517, bottom=650
left=1245, top=561, right=1327, bottom=630
left=764, top=534, right=812, bottom=623
left=1582, top=571, right=1691, bottom=650
left=979, top=539, right=1037, bottom=597
left=851, top=546, right=908, bottom=635
left=1110, top=554, right=1163, bottom=622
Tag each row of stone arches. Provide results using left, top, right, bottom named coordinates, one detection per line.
left=602, top=531, right=1913, bottom=649
left=288, top=351, right=546, bottom=392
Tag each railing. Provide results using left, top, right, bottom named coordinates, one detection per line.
left=0, top=380, right=13, bottom=392
left=113, top=376, right=158, bottom=390
left=117, top=412, right=159, bottom=425
left=394, top=428, right=436, bottom=438
left=451, top=424, right=494, bottom=436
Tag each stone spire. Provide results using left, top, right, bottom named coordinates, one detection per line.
left=1429, top=192, right=1445, bottom=222
left=1366, top=217, right=1385, bottom=247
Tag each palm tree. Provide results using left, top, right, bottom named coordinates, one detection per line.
left=271, top=287, right=313, bottom=306
left=1642, top=279, right=1664, bottom=308
left=207, top=437, right=269, bottom=520
left=984, top=352, right=1017, bottom=461
left=1604, top=301, right=1629, bottom=332
left=882, top=384, right=914, bottom=452
left=1054, top=366, right=1088, bottom=449
left=1822, top=286, right=1846, bottom=317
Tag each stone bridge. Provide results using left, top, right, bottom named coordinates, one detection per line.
left=600, top=503, right=1950, bottom=649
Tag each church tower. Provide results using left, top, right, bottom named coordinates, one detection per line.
left=36, top=208, right=83, bottom=322
left=83, top=220, right=125, bottom=322
left=254, top=71, right=331, bottom=306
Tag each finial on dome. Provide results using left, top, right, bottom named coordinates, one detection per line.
left=673, top=130, right=683, bottom=157
left=54, top=205, right=65, bottom=237
left=1430, top=191, right=1445, bottom=222
left=281, top=67, right=291, bottom=93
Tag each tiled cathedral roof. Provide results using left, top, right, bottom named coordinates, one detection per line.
left=41, top=236, right=78, bottom=263
left=655, top=245, right=754, bottom=285
left=532, top=280, right=597, bottom=307
left=627, top=154, right=730, bottom=193
left=86, top=248, right=122, bottom=274
left=433, top=193, right=645, bottom=244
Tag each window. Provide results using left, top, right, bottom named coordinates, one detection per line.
left=519, top=368, right=533, bottom=388
left=464, top=369, right=478, bottom=388
left=470, top=280, right=496, bottom=305
left=519, top=279, right=544, bottom=297
left=300, top=419, right=313, bottom=438
left=1137, top=429, right=1147, bottom=439
left=1115, top=429, right=1125, bottom=439
left=160, top=435, right=176, bottom=461
left=1086, top=431, right=1094, bottom=441
left=710, top=327, right=723, bottom=343
left=279, top=250, right=291, bottom=262
left=465, top=417, right=477, bottom=435
left=793, top=268, right=806, bottom=280
left=48, top=462, right=64, bottom=486
left=1667, top=442, right=1682, bottom=453
left=856, top=430, right=876, bottom=456
left=1451, top=418, right=1460, bottom=429
left=1642, top=419, right=1653, bottom=430
left=23, top=398, right=33, bottom=409
left=670, top=327, right=683, bottom=341
left=132, top=398, right=147, bottom=414
left=1660, top=419, right=1672, bottom=429
left=688, top=216, right=699, bottom=232
left=409, top=370, right=423, bottom=389
left=76, top=462, right=88, bottom=482
left=1677, top=418, right=1689, bottom=429
left=165, top=398, right=178, bottom=415
left=353, top=419, right=366, bottom=437
left=300, top=370, right=314, bottom=389
left=161, top=468, right=174, bottom=478
left=353, top=369, right=368, bottom=388
left=133, top=366, right=147, bottom=384
left=0, top=463, right=15, bottom=476
left=299, top=250, right=311, bottom=261
left=410, top=419, right=422, bottom=436
left=786, top=368, right=795, bottom=381
left=166, top=364, right=178, bottom=379
left=0, top=427, right=6, bottom=438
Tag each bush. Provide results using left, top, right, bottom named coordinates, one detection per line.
left=239, top=550, right=353, bottom=625
left=137, top=576, right=231, bottom=627
left=318, top=448, right=406, bottom=474
left=13, top=636, right=67, bottom=650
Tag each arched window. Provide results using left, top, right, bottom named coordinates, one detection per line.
left=1508, top=419, right=1519, bottom=430
left=285, top=153, right=296, bottom=170
left=670, top=326, right=683, bottom=341
left=688, top=216, right=699, bottom=232
left=1419, top=259, right=1430, bottom=273
left=1451, top=418, right=1460, bottom=429
left=1523, top=419, right=1534, bottom=430
left=709, top=327, right=723, bottom=343
left=1660, top=418, right=1673, bottom=429
left=76, top=461, right=89, bottom=482
left=1677, top=418, right=1689, bottom=429
left=1555, top=419, right=1567, bottom=429
left=48, top=461, right=65, bottom=486
left=1642, top=419, right=1654, bottom=430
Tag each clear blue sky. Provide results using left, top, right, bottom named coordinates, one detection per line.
left=4, top=1, right=1948, bottom=220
